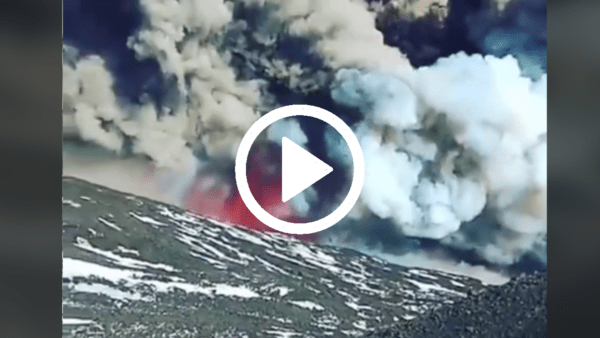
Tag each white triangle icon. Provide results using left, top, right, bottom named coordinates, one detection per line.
left=282, top=137, right=333, bottom=203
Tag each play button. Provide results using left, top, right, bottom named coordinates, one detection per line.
left=281, top=137, right=333, bottom=203
left=235, top=104, right=365, bottom=235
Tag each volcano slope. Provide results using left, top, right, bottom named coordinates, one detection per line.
left=62, top=176, right=488, bottom=337
left=364, top=272, right=546, bottom=338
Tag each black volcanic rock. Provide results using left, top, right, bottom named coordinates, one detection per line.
left=62, top=177, right=488, bottom=337
left=364, top=272, right=547, bottom=338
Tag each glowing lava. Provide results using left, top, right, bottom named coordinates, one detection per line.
left=185, top=143, right=317, bottom=241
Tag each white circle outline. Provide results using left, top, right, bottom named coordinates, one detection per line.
left=235, top=104, right=365, bottom=235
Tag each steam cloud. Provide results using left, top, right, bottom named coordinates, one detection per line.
left=63, top=0, right=546, bottom=277
left=329, top=53, right=546, bottom=265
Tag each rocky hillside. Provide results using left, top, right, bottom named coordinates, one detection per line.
left=62, top=177, right=487, bottom=338
left=364, top=273, right=547, bottom=338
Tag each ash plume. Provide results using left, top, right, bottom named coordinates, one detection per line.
left=62, top=0, right=546, bottom=278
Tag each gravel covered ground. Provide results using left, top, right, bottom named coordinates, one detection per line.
left=364, top=272, right=547, bottom=338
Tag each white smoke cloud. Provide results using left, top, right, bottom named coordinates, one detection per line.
left=358, top=127, right=423, bottom=231
left=330, top=52, right=546, bottom=264
left=410, top=54, right=547, bottom=239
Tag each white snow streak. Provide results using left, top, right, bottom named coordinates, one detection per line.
left=289, top=300, right=324, bottom=311
left=62, top=198, right=81, bottom=208
left=129, top=212, right=167, bottom=227
left=98, top=217, right=122, bottom=231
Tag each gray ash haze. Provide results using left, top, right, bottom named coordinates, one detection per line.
left=62, top=0, right=547, bottom=282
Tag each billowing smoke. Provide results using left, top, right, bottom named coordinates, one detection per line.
left=328, top=53, right=546, bottom=266
left=63, top=0, right=546, bottom=278
left=245, top=0, right=411, bottom=77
